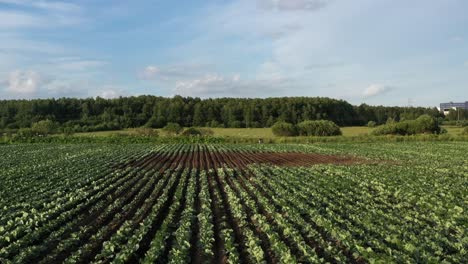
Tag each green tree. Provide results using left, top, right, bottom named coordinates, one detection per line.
left=271, top=121, right=297, bottom=137
left=163, top=122, right=183, bottom=135
left=31, top=120, right=57, bottom=135
left=297, top=120, right=342, bottom=136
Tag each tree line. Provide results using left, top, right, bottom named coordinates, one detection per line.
left=0, top=95, right=445, bottom=132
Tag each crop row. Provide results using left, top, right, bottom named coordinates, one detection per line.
left=0, top=142, right=466, bottom=263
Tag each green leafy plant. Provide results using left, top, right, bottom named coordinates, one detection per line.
left=271, top=121, right=297, bottom=137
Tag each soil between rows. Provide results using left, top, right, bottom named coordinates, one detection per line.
left=125, top=150, right=372, bottom=169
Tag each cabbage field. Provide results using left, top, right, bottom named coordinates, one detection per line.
left=0, top=142, right=466, bottom=263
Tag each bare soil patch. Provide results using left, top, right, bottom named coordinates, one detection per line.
left=124, top=150, right=371, bottom=170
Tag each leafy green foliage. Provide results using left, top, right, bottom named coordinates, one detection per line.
left=0, top=96, right=444, bottom=133
left=296, top=120, right=342, bottom=136
left=367, top=121, right=377, bottom=127
left=372, top=115, right=441, bottom=135
left=163, top=122, right=183, bottom=135
left=31, top=120, right=57, bottom=135
left=181, top=127, right=202, bottom=136
left=271, top=121, right=297, bottom=137
left=0, top=142, right=466, bottom=263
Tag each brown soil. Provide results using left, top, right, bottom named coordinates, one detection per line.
left=125, top=150, right=370, bottom=170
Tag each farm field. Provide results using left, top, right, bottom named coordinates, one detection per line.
left=0, top=142, right=467, bottom=263
left=72, top=125, right=464, bottom=139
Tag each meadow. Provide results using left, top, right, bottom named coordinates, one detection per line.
left=73, top=126, right=464, bottom=139
left=73, top=126, right=373, bottom=138
left=0, top=142, right=466, bottom=263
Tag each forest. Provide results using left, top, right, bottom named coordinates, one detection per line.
left=0, top=96, right=446, bottom=132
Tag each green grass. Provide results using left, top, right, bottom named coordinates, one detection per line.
left=73, top=125, right=463, bottom=138
left=443, top=125, right=464, bottom=135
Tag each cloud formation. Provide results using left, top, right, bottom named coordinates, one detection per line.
left=362, top=84, right=392, bottom=98
left=99, top=90, right=120, bottom=99
left=257, top=0, right=331, bottom=12
left=138, top=64, right=212, bottom=81
left=173, top=73, right=289, bottom=97
left=52, top=57, right=106, bottom=71
left=0, top=0, right=83, bottom=28
left=0, top=0, right=80, bottom=12
left=5, top=70, right=42, bottom=95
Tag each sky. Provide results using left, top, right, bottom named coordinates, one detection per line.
left=0, top=0, right=467, bottom=107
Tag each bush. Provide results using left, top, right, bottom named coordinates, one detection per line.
left=181, top=127, right=202, bottom=136
left=134, top=127, right=159, bottom=137
left=162, top=123, right=183, bottom=135
left=297, top=120, right=342, bottom=136
left=271, top=121, right=297, bottom=137
left=31, top=120, right=57, bottom=136
left=372, top=115, right=441, bottom=135
left=16, top=128, right=35, bottom=138
left=367, top=121, right=377, bottom=127
left=411, top=114, right=440, bottom=134
left=458, top=120, right=468, bottom=127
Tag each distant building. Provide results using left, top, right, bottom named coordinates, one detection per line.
left=439, top=101, right=468, bottom=115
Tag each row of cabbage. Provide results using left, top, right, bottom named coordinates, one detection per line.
left=0, top=142, right=466, bottom=263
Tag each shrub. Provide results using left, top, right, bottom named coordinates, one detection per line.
left=372, top=115, right=441, bottom=135
left=31, top=120, right=57, bottom=136
left=367, top=121, right=377, bottom=128
left=162, top=123, right=183, bottom=135
left=412, top=114, right=440, bottom=134
left=134, top=127, right=159, bottom=137
left=16, top=128, right=35, bottom=138
left=458, top=120, right=468, bottom=127
left=271, top=121, right=297, bottom=137
left=297, top=120, right=342, bottom=136
left=181, top=127, right=202, bottom=136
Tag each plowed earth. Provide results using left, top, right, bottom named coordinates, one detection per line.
left=125, top=150, right=370, bottom=170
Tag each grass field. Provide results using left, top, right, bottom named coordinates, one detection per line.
left=74, top=125, right=465, bottom=138
left=75, top=127, right=374, bottom=138
left=0, top=142, right=466, bottom=263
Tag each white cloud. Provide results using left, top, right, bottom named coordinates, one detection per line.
left=0, top=1, right=83, bottom=29
left=173, top=73, right=289, bottom=97
left=97, top=87, right=127, bottom=99
left=464, top=61, right=468, bottom=67
left=0, top=34, right=67, bottom=54
left=139, top=65, right=160, bottom=79
left=138, top=64, right=212, bottom=81
left=0, top=11, right=46, bottom=28
left=52, top=57, right=107, bottom=71
left=363, top=84, right=392, bottom=98
left=0, top=0, right=81, bottom=12
left=257, top=0, right=331, bottom=12
left=99, top=90, right=120, bottom=99
left=5, top=70, right=42, bottom=95
left=175, top=74, right=228, bottom=94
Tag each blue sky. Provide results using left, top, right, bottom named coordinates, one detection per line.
left=0, top=0, right=467, bottom=106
